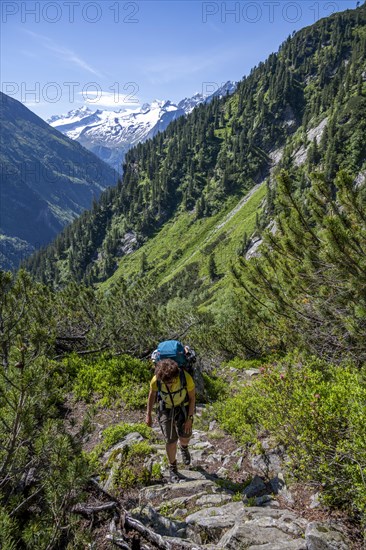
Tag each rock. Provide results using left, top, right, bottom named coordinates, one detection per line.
left=172, top=508, right=187, bottom=518
left=157, top=492, right=205, bottom=512
left=219, top=507, right=307, bottom=549
left=165, top=537, right=203, bottom=549
left=255, top=494, right=273, bottom=506
left=178, top=469, right=214, bottom=481
left=195, top=493, right=232, bottom=507
left=251, top=448, right=284, bottom=476
left=103, top=435, right=147, bottom=492
left=140, top=479, right=218, bottom=501
left=118, top=230, right=137, bottom=256
left=190, top=449, right=206, bottom=462
left=245, top=237, right=263, bottom=260
left=209, top=421, right=217, bottom=431
left=307, top=117, right=328, bottom=144
left=269, top=147, right=284, bottom=165
left=102, top=432, right=144, bottom=463
left=309, top=492, right=321, bottom=509
left=269, top=472, right=294, bottom=504
left=236, top=456, right=244, bottom=469
left=230, top=447, right=244, bottom=457
left=355, top=170, right=366, bottom=189
left=191, top=441, right=214, bottom=450
left=222, top=456, right=231, bottom=467
left=245, top=369, right=260, bottom=377
left=131, top=504, right=186, bottom=538
left=186, top=501, right=244, bottom=544
left=206, top=453, right=224, bottom=463
left=243, top=475, right=267, bottom=499
left=216, top=467, right=229, bottom=477
left=270, top=472, right=286, bottom=494
left=305, top=521, right=349, bottom=550
left=246, top=542, right=306, bottom=550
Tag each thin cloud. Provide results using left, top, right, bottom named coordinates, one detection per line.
left=78, top=91, right=140, bottom=107
left=142, top=48, right=245, bottom=84
left=24, top=30, right=103, bottom=77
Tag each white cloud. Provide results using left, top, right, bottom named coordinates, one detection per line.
left=78, top=90, right=140, bottom=107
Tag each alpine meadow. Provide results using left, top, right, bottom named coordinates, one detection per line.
left=1, top=2, right=366, bottom=549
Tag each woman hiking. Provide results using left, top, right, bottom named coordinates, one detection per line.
left=146, top=358, right=196, bottom=483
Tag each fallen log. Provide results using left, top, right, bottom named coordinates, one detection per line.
left=90, top=478, right=173, bottom=549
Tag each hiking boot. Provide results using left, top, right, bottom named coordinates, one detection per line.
left=169, top=462, right=180, bottom=483
left=180, top=445, right=191, bottom=466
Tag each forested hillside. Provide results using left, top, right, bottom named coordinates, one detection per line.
left=25, top=4, right=366, bottom=288
left=2, top=4, right=366, bottom=548
left=0, top=93, right=118, bottom=271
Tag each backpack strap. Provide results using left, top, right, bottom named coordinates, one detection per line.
left=180, top=368, right=187, bottom=394
left=156, top=369, right=187, bottom=403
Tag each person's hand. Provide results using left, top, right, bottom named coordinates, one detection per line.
left=184, top=418, right=193, bottom=434
left=146, top=413, right=152, bottom=427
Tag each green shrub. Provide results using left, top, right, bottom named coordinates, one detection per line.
left=202, top=372, right=228, bottom=402
left=92, top=422, right=153, bottom=459
left=112, top=441, right=161, bottom=489
left=215, top=352, right=366, bottom=524
left=224, top=357, right=269, bottom=370
left=66, top=353, right=151, bottom=406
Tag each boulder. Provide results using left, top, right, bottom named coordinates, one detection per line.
left=102, top=432, right=144, bottom=463
left=305, top=521, right=350, bottom=550
left=185, top=501, right=244, bottom=544
left=102, top=432, right=147, bottom=491
left=270, top=472, right=294, bottom=504
left=243, top=475, right=267, bottom=498
left=251, top=448, right=284, bottom=476
left=218, top=507, right=307, bottom=549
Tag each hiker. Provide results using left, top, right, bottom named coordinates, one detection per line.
left=151, top=344, right=196, bottom=374
left=146, top=358, right=196, bottom=482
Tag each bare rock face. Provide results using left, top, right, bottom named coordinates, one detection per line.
left=293, top=118, right=328, bottom=166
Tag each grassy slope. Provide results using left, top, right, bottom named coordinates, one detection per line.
left=103, top=183, right=266, bottom=308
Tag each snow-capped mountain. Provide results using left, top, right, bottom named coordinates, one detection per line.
left=48, top=82, right=237, bottom=173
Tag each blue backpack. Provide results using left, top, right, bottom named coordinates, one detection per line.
left=155, top=340, right=187, bottom=367
left=153, top=340, right=188, bottom=409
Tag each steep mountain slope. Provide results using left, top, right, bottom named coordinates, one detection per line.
left=25, top=4, right=366, bottom=293
left=0, top=93, right=118, bottom=270
left=48, top=82, right=237, bottom=173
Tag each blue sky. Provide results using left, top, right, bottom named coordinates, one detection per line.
left=1, top=0, right=357, bottom=119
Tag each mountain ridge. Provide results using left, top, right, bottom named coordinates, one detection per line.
left=0, top=92, right=118, bottom=270
left=25, top=4, right=366, bottom=293
left=47, top=82, right=237, bottom=173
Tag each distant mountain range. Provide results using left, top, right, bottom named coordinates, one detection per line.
left=48, top=82, right=237, bottom=173
left=26, top=2, right=366, bottom=292
left=0, top=92, right=118, bottom=270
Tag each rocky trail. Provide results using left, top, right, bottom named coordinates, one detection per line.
left=93, top=403, right=355, bottom=550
